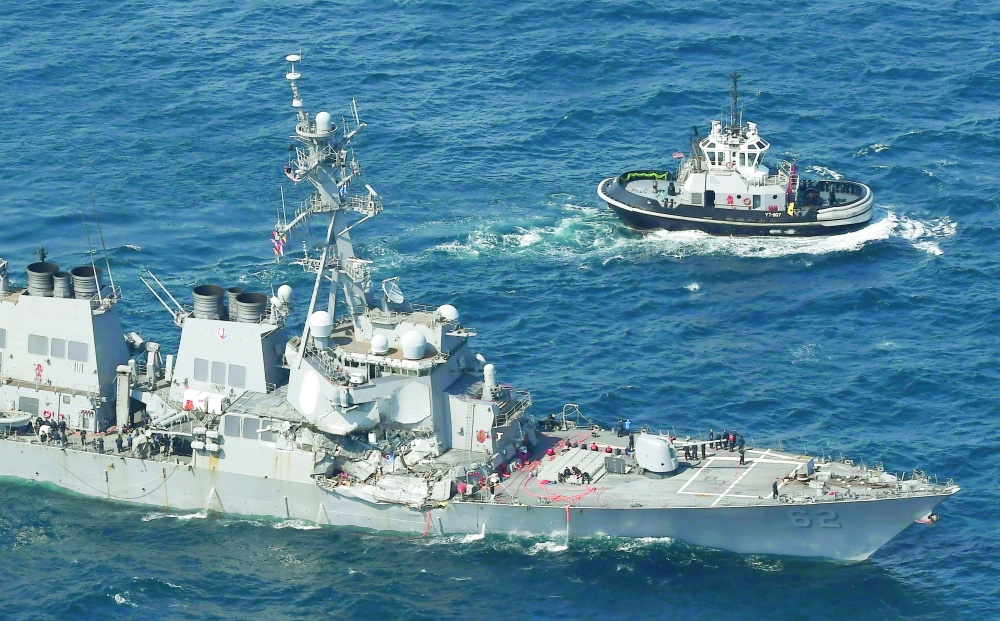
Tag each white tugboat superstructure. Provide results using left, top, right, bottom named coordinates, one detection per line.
left=598, top=73, right=874, bottom=236
left=0, top=59, right=955, bottom=561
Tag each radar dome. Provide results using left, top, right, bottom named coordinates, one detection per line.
left=315, top=111, right=332, bottom=133
left=438, top=304, right=459, bottom=321
left=371, top=334, right=389, bottom=356
left=400, top=330, right=427, bottom=360
left=277, top=284, right=292, bottom=303
left=308, top=310, right=334, bottom=338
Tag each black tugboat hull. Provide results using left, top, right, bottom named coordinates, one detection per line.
left=598, top=176, right=874, bottom=237
left=607, top=204, right=873, bottom=236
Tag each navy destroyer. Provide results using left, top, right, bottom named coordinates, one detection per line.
left=0, top=58, right=955, bottom=561
left=598, top=73, right=874, bottom=236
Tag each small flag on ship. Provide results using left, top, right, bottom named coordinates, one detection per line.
left=672, top=151, right=685, bottom=159
left=271, top=230, right=285, bottom=259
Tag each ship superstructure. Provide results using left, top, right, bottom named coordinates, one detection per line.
left=598, top=73, right=874, bottom=236
left=0, top=58, right=956, bottom=561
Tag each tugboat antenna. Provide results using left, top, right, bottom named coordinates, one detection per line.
left=730, top=71, right=740, bottom=128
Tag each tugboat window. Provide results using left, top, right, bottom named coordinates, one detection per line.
left=0, top=328, right=5, bottom=348
left=708, top=152, right=716, bottom=164
left=739, top=153, right=746, bottom=166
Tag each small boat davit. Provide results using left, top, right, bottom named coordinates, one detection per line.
left=597, top=73, right=873, bottom=236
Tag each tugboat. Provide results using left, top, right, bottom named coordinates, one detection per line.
left=597, top=73, right=873, bottom=236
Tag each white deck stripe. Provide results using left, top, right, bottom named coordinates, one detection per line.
left=675, top=457, right=715, bottom=495
left=710, top=449, right=771, bottom=507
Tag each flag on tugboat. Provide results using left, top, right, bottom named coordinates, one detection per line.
left=671, top=151, right=685, bottom=159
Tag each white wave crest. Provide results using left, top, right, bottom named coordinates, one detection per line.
left=894, top=214, right=955, bottom=256
left=528, top=541, right=568, bottom=554
left=273, top=519, right=321, bottom=530
left=614, top=536, right=674, bottom=552
left=141, top=510, right=207, bottom=522
left=804, top=165, right=843, bottom=180
left=113, top=593, right=137, bottom=607
left=685, top=283, right=700, bottom=292
left=461, top=525, right=486, bottom=543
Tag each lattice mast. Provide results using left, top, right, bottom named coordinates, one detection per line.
left=275, top=54, right=384, bottom=338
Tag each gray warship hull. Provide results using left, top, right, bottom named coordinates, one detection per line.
left=0, top=58, right=955, bottom=565
left=0, top=437, right=952, bottom=561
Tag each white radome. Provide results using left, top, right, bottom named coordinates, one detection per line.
left=370, top=334, right=389, bottom=355
left=400, top=330, right=426, bottom=360
left=315, top=111, right=332, bottom=133
left=308, top=310, right=334, bottom=337
left=438, top=304, right=459, bottom=321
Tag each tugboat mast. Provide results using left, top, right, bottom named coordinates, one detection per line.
left=729, top=71, right=740, bottom=131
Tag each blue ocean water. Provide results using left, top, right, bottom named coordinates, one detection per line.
left=1, top=1, right=999, bottom=619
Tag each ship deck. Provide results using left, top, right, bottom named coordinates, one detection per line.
left=466, top=428, right=933, bottom=510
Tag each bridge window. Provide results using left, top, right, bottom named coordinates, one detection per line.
left=211, top=361, right=227, bottom=384
left=0, top=328, right=5, bottom=348
left=259, top=419, right=275, bottom=442
left=708, top=152, right=716, bottom=165
left=68, top=341, right=88, bottom=362
left=193, top=358, right=209, bottom=381
left=229, top=364, right=247, bottom=389
left=51, top=338, right=66, bottom=359
left=28, top=334, right=48, bottom=355
left=224, top=415, right=241, bottom=437
left=242, top=417, right=260, bottom=440
left=739, top=153, right=746, bottom=166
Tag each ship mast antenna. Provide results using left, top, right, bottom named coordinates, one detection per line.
left=78, top=205, right=103, bottom=306
left=90, top=193, right=117, bottom=298
left=730, top=71, right=740, bottom=129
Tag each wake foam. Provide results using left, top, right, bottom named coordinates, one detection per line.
left=427, top=202, right=954, bottom=263
left=273, top=519, right=321, bottom=530
left=528, top=541, right=568, bottom=554
left=140, top=510, right=207, bottom=522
